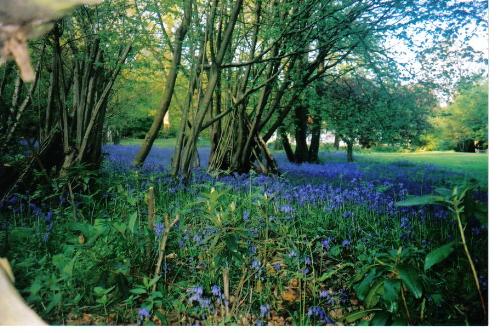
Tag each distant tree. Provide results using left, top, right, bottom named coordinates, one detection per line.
left=430, top=80, right=488, bottom=152
left=325, top=75, right=435, bottom=162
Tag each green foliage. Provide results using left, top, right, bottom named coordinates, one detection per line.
left=348, top=246, right=424, bottom=325
left=426, top=80, right=488, bottom=151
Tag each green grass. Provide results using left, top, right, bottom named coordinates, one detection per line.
left=355, top=151, right=488, bottom=185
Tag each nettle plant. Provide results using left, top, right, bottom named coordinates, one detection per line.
left=346, top=246, right=425, bottom=325
left=345, top=180, right=487, bottom=325
left=396, top=181, right=487, bottom=318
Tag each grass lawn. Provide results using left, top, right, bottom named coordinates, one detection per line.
left=355, top=151, right=488, bottom=186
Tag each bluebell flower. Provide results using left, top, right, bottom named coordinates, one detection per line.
left=272, top=263, right=281, bottom=271
left=138, top=307, right=150, bottom=320
left=260, top=304, right=270, bottom=317
left=304, top=256, right=311, bottom=266
left=342, top=239, right=351, bottom=248
left=154, top=222, right=165, bottom=238
left=243, top=210, right=250, bottom=221
left=342, top=211, right=353, bottom=219
left=307, top=306, right=334, bottom=324
left=279, top=204, right=294, bottom=214
left=188, top=286, right=204, bottom=303
left=211, top=285, right=222, bottom=298
left=321, top=238, right=331, bottom=251
left=251, top=259, right=261, bottom=270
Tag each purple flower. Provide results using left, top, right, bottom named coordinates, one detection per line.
left=255, top=319, right=266, bottom=326
left=279, top=204, right=294, bottom=214
left=154, top=222, right=165, bottom=238
left=304, top=256, right=311, bottom=266
left=342, top=211, right=353, bottom=219
left=138, top=307, right=150, bottom=320
left=307, top=306, right=334, bottom=324
left=321, top=238, right=331, bottom=251
left=243, top=210, right=250, bottom=221
left=188, top=286, right=204, bottom=303
left=251, top=259, right=261, bottom=270
left=272, top=263, right=281, bottom=271
left=45, top=211, right=53, bottom=223
left=260, top=304, right=271, bottom=317
left=211, top=285, right=222, bottom=298
left=342, top=239, right=351, bottom=248
left=319, top=290, right=330, bottom=298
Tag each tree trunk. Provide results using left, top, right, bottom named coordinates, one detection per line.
left=346, top=140, right=354, bottom=162
left=280, top=129, right=295, bottom=162
left=293, top=104, right=309, bottom=163
left=133, top=0, right=192, bottom=167
left=308, top=113, right=321, bottom=163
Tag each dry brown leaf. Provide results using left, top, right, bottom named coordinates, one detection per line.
left=281, top=289, right=299, bottom=302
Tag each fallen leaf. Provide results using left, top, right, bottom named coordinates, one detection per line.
left=281, top=289, right=299, bottom=302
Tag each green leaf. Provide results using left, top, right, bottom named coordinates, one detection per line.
left=424, top=241, right=456, bottom=271
left=397, top=266, right=422, bottom=299
left=395, top=195, right=445, bottom=207
left=130, top=288, right=147, bottom=295
left=383, top=279, right=400, bottom=304
left=370, top=311, right=389, bottom=326
left=355, top=268, right=377, bottom=301
left=128, top=211, right=138, bottom=233
left=365, top=280, right=384, bottom=308
left=344, top=309, right=380, bottom=323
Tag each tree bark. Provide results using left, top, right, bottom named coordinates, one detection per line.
left=346, top=140, right=354, bottom=162
left=133, top=0, right=192, bottom=167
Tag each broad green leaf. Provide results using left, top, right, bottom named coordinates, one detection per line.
left=395, top=195, right=445, bottom=207
left=383, top=279, right=400, bottom=305
left=128, top=211, right=138, bottom=233
left=355, top=268, right=377, bottom=301
left=397, top=265, right=422, bottom=299
left=129, top=287, right=147, bottom=294
left=365, top=280, right=384, bottom=308
left=424, top=242, right=455, bottom=271
left=344, top=309, right=380, bottom=323
left=370, top=311, right=389, bottom=326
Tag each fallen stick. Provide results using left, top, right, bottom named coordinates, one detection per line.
left=152, top=214, right=179, bottom=292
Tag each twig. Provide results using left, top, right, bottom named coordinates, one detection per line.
left=152, top=214, right=179, bottom=292
left=146, top=187, right=155, bottom=230
left=223, top=267, right=230, bottom=316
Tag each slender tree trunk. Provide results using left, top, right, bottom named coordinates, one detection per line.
left=346, top=140, right=354, bottom=162
left=133, top=0, right=192, bottom=167
left=308, top=113, right=321, bottom=163
left=293, top=104, right=309, bottom=163
left=280, top=129, right=295, bottom=162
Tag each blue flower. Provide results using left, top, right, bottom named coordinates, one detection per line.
left=321, top=238, right=331, bottom=251
left=251, top=259, right=261, bottom=270
left=211, top=285, right=222, bottom=298
left=279, top=204, right=294, bottom=214
left=342, top=239, right=351, bottom=248
left=304, top=256, right=311, bottom=266
left=243, top=210, right=250, bottom=221
left=154, top=222, right=165, bottom=238
left=272, top=263, right=281, bottom=271
left=307, top=306, right=334, bottom=324
left=138, top=307, right=150, bottom=320
left=260, top=304, right=270, bottom=317
left=342, top=211, right=353, bottom=219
